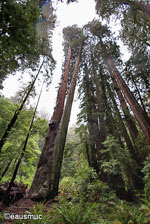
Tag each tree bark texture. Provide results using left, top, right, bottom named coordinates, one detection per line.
left=29, top=46, right=72, bottom=200
left=92, top=58, right=106, bottom=143
left=51, top=43, right=83, bottom=196
left=110, top=90, right=137, bottom=163
left=84, top=66, right=102, bottom=161
left=100, top=40, right=150, bottom=142
left=100, top=72, right=123, bottom=147
left=112, top=78, right=139, bottom=142
left=86, top=94, right=100, bottom=172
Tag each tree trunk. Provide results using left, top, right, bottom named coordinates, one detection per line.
left=0, top=61, right=44, bottom=153
left=112, top=78, right=138, bottom=142
left=119, top=0, right=150, bottom=16
left=100, top=39, right=150, bottom=142
left=50, top=46, right=72, bottom=124
left=84, top=81, right=100, bottom=172
left=84, top=65, right=102, bottom=161
left=0, top=161, right=12, bottom=181
left=100, top=72, right=123, bottom=147
left=85, top=141, right=97, bottom=170
left=6, top=81, right=44, bottom=195
left=131, top=75, right=147, bottom=113
left=29, top=46, right=72, bottom=201
left=51, top=43, right=83, bottom=196
left=92, top=58, right=106, bottom=143
left=111, top=90, right=137, bottom=163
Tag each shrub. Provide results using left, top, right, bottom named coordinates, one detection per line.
left=56, top=197, right=98, bottom=224
left=142, top=156, right=150, bottom=200
left=59, top=176, right=76, bottom=195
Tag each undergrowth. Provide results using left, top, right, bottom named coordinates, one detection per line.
left=1, top=155, right=150, bottom=224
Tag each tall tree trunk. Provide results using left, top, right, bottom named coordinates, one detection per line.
left=85, top=141, right=98, bottom=171
left=92, top=58, right=106, bottom=143
left=112, top=79, right=146, bottom=165
left=0, top=161, right=12, bottom=181
left=83, top=69, right=100, bottom=173
left=51, top=43, right=83, bottom=196
left=100, top=72, right=123, bottom=147
left=6, top=82, right=44, bottom=195
left=105, top=80, right=142, bottom=193
left=100, top=39, right=150, bottom=142
left=110, top=90, right=137, bottom=163
left=112, top=78, right=138, bottom=142
left=131, top=75, right=147, bottom=113
left=0, top=61, right=44, bottom=153
left=29, top=46, right=72, bottom=201
left=119, top=0, right=150, bottom=16
left=87, top=83, right=102, bottom=161
left=110, top=85, right=144, bottom=189
left=50, top=46, right=72, bottom=124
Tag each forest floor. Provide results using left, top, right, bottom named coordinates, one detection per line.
left=0, top=197, right=59, bottom=224
left=1, top=181, right=150, bottom=224
left=0, top=182, right=61, bottom=223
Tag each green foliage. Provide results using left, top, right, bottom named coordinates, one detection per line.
left=115, top=201, right=139, bottom=224
left=9, top=197, right=150, bottom=224
left=95, top=0, right=123, bottom=20
left=59, top=176, right=76, bottom=194
left=142, top=156, right=150, bottom=199
left=112, top=198, right=150, bottom=224
left=60, top=153, right=118, bottom=222
left=102, top=135, right=134, bottom=190
left=121, top=7, right=150, bottom=50
left=0, top=213, right=4, bottom=223
left=0, top=0, right=40, bottom=79
left=63, top=25, right=84, bottom=71
left=17, top=198, right=98, bottom=224
left=61, top=125, right=81, bottom=179
left=27, top=203, right=47, bottom=224
left=0, top=97, right=47, bottom=186
left=0, top=0, right=56, bottom=88
left=56, top=197, right=97, bottom=224
left=137, top=198, right=150, bottom=224
left=63, top=25, right=83, bottom=49
left=0, top=97, right=17, bottom=136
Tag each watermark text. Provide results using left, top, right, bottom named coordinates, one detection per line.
left=4, top=213, right=42, bottom=220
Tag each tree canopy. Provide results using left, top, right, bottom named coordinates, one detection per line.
left=0, top=0, right=56, bottom=88
left=1, top=0, right=150, bottom=223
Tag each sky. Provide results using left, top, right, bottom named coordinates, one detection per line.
left=2, top=0, right=97, bottom=126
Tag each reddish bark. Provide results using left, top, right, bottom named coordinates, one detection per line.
left=53, top=43, right=83, bottom=194
left=100, top=40, right=150, bottom=142
left=111, top=90, right=137, bottom=162
left=50, top=46, right=72, bottom=124
left=112, top=78, right=138, bottom=142
left=29, top=46, right=72, bottom=200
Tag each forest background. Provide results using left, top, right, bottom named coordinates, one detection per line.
left=0, top=0, right=150, bottom=223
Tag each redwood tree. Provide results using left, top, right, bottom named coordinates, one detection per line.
left=100, top=40, right=150, bottom=142
left=51, top=42, right=83, bottom=196
left=88, top=22, right=150, bottom=142
left=29, top=46, right=72, bottom=200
